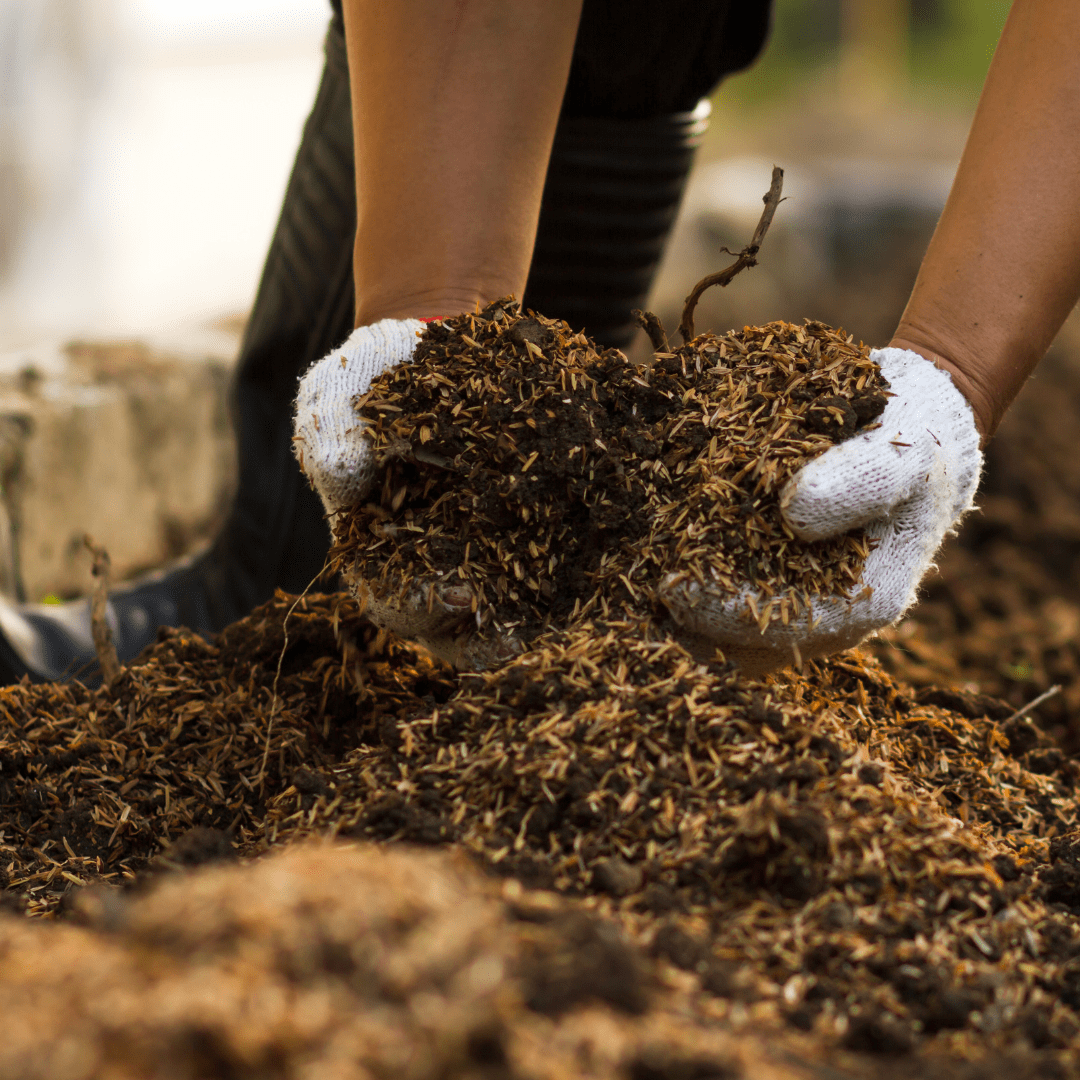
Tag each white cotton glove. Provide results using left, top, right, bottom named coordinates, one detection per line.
left=293, top=318, right=486, bottom=665
left=657, top=347, right=983, bottom=676
left=293, top=318, right=424, bottom=519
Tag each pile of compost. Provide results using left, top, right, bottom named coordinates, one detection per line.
left=3, top=589, right=1080, bottom=1076
left=336, top=303, right=887, bottom=648
left=0, top=841, right=915, bottom=1080
left=6, top=300, right=1080, bottom=1076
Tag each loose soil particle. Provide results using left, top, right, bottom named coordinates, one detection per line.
left=335, top=302, right=887, bottom=648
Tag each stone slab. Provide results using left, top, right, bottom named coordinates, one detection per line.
left=0, top=328, right=238, bottom=601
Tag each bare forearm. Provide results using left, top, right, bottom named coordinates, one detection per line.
left=342, top=0, right=583, bottom=326
left=891, top=0, right=1080, bottom=439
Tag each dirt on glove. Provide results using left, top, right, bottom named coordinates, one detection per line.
left=3, top=589, right=1080, bottom=1075
left=333, top=301, right=888, bottom=650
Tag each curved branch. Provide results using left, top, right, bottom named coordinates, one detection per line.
left=677, top=166, right=785, bottom=344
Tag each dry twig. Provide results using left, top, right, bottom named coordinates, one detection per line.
left=677, top=165, right=784, bottom=344
left=259, top=570, right=325, bottom=791
left=1005, top=683, right=1062, bottom=724
left=83, top=534, right=122, bottom=686
left=632, top=308, right=669, bottom=352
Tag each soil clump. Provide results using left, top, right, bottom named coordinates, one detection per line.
left=335, top=303, right=887, bottom=650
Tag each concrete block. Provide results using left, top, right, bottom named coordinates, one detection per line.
left=0, top=328, right=238, bottom=602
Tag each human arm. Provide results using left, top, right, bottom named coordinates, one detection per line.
left=342, top=0, right=584, bottom=327
left=294, top=0, right=583, bottom=665
left=299, top=0, right=586, bottom=507
left=891, top=0, right=1080, bottom=441
left=662, top=0, right=1080, bottom=673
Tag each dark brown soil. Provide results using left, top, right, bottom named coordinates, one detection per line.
left=3, top=587, right=1080, bottom=1074
left=335, top=303, right=887, bottom=646
left=0, top=596, right=453, bottom=912
left=6, top=320, right=1080, bottom=1077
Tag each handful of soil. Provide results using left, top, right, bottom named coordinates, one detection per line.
left=331, top=300, right=888, bottom=648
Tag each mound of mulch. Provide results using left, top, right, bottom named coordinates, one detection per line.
left=0, top=840, right=939, bottom=1080
left=8, top=301, right=1080, bottom=1075
left=0, top=595, right=453, bottom=913
left=335, top=303, right=887, bottom=647
left=3, top=591, right=1080, bottom=1074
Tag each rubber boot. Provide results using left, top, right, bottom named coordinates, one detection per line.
left=0, top=26, right=708, bottom=685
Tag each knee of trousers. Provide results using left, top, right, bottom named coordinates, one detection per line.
left=523, top=102, right=710, bottom=349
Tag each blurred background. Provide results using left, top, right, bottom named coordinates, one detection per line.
left=646, top=0, right=1011, bottom=349
left=0, top=0, right=327, bottom=347
left=0, top=0, right=328, bottom=601
left=0, top=0, right=1011, bottom=349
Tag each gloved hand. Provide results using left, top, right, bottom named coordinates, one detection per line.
left=294, top=318, right=422, bottom=518
left=656, top=347, right=983, bottom=676
left=293, top=318, right=486, bottom=666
